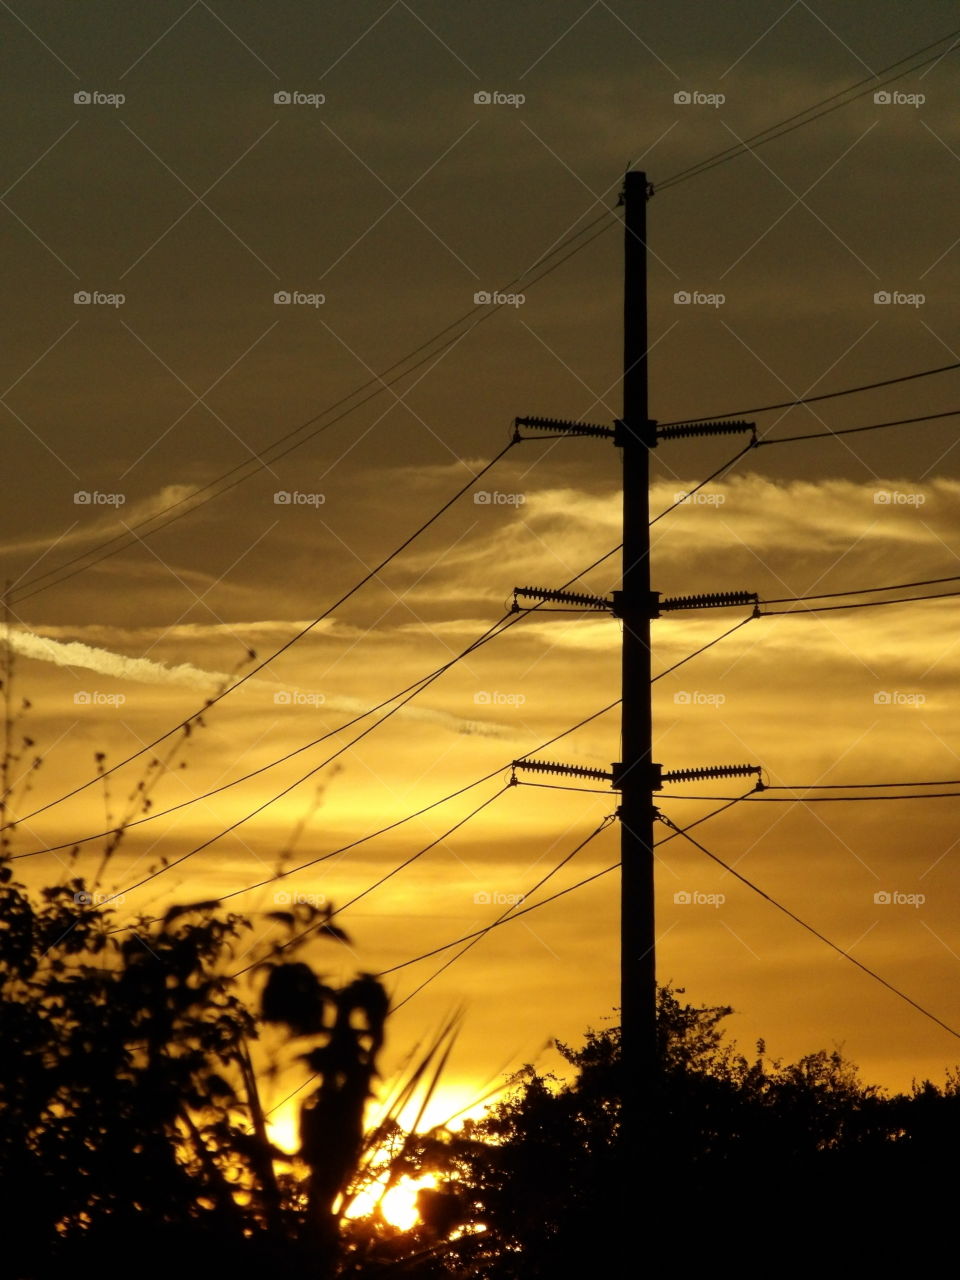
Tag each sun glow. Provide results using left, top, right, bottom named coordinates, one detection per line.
left=344, top=1171, right=440, bottom=1231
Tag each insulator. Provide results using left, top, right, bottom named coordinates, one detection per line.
left=513, top=758, right=614, bottom=782
left=515, top=585, right=611, bottom=610
left=661, top=591, right=758, bottom=611
left=514, top=415, right=615, bottom=438
left=657, top=419, right=755, bottom=440
left=662, top=763, right=761, bottom=783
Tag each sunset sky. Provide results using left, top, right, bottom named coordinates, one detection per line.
left=3, top=1, right=960, bottom=1126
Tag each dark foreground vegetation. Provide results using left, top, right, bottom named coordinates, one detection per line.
left=1, top=672, right=957, bottom=1274
left=2, top=859, right=959, bottom=1278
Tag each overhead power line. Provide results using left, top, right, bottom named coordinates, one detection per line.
left=762, top=589, right=960, bottom=615
left=6, top=219, right=617, bottom=606
left=10, top=612, right=516, bottom=861
left=659, top=814, right=960, bottom=1043
left=655, top=28, right=960, bottom=193
left=658, top=362, right=960, bottom=429
left=3, top=443, right=516, bottom=834
left=390, top=812, right=618, bottom=1014
left=762, top=573, right=960, bottom=604
left=232, top=783, right=513, bottom=977
left=378, top=792, right=749, bottom=983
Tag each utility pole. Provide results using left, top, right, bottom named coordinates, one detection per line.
left=617, top=169, right=657, bottom=1170
left=509, top=169, right=760, bottom=1181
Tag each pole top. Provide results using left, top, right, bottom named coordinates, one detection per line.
left=618, top=168, right=654, bottom=205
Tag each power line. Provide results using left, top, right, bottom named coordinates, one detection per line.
left=762, top=589, right=960, bottom=615
left=261, top=793, right=752, bottom=1126
left=390, top=812, right=618, bottom=1013
left=652, top=615, right=754, bottom=681
left=11, top=33, right=960, bottom=605
left=106, top=767, right=507, bottom=933
left=3, top=443, right=516, bottom=833
left=658, top=363, right=960, bottom=428
left=756, top=407, right=960, bottom=447
left=101, top=636, right=515, bottom=907
left=11, top=612, right=515, bottom=860
left=106, top=696, right=624, bottom=925
left=659, top=813, right=960, bottom=1043
left=15, top=539, right=624, bottom=859
left=655, top=29, right=960, bottom=193
left=7, top=220, right=617, bottom=606
left=765, top=779, right=960, bottom=790
left=762, top=573, right=960, bottom=605
left=232, top=783, right=513, bottom=977
left=378, top=793, right=749, bottom=982
left=650, top=438, right=756, bottom=525
left=659, top=791, right=960, bottom=803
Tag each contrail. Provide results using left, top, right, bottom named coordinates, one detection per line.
left=4, top=628, right=506, bottom=738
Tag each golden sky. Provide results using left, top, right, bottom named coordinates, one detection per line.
left=3, top=1, right=960, bottom=1109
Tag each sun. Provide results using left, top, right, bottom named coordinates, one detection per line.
left=344, top=1171, right=439, bottom=1231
